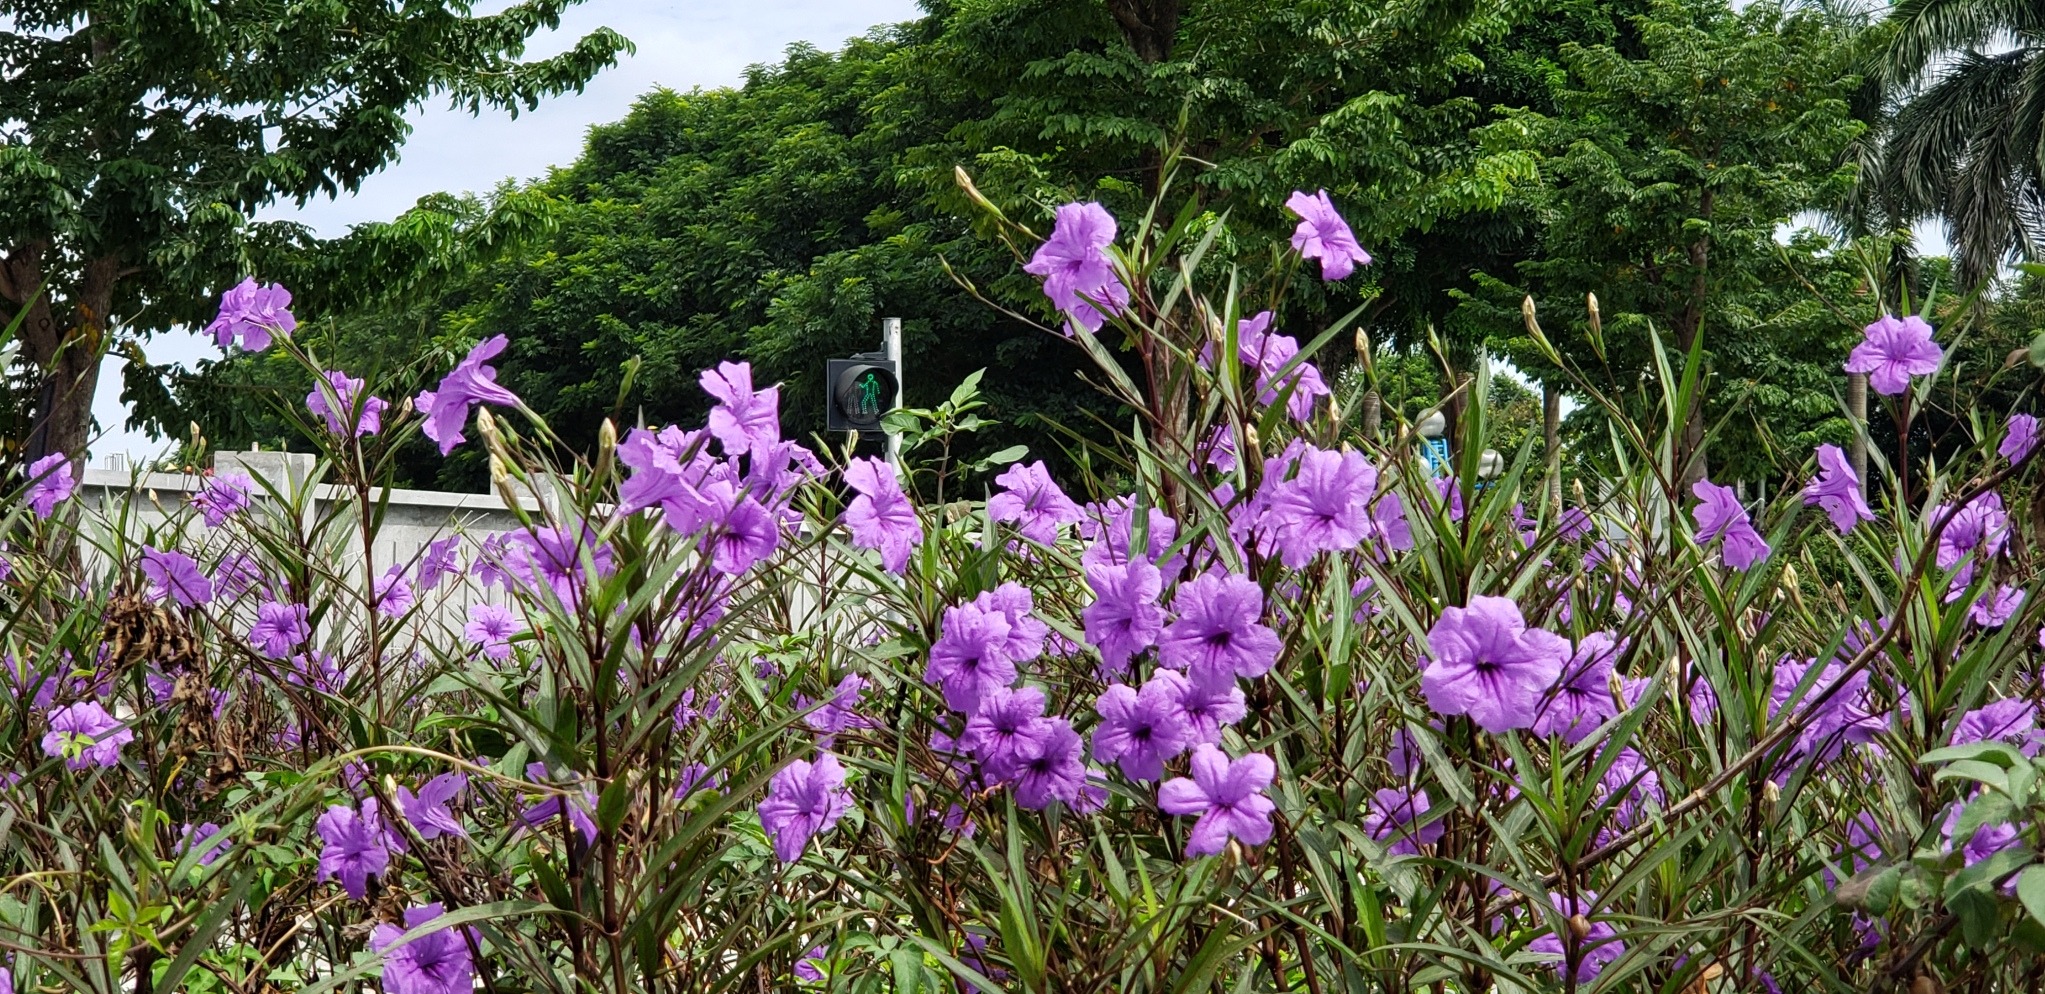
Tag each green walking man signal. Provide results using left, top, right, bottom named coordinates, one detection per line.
left=826, top=354, right=899, bottom=436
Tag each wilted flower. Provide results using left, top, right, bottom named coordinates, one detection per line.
left=415, top=335, right=520, bottom=455
left=1845, top=314, right=1941, bottom=395
left=370, top=903, right=476, bottom=994
left=1691, top=479, right=1770, bottom=570
left=1158, top=744, right=1277, bottom=857
left=25, top=453, right=75, bottom=518
left=1420, top=596, right=1569, bottom=733
left=1802, top=444, right=1874, bottom=534
left=1023, top=202, right=1128, bottom=334
left=842, top=457, right=920, bottom=573
left=1285, top=190, right=1372, bottom=281
left=307, top=370, right=388, bottom=436
left=758, top=753, right=852, bottom=862
left=207, top=278, right=296, bottom=351
left=988, top=460, right=1083, bottom=543
left=40, top=700, right=133, bottom=770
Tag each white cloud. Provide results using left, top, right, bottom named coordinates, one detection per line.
left=96, top=0, right=923, bottom=462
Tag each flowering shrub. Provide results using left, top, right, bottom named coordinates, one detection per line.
left=4, top=178, right=2045, bottom=994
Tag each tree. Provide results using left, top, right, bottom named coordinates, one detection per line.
left=1877, top=0, right=2045, bottom=290
left=0, top=0, right=630, bottom=466
left=1458, top=0, right=1865, bottom=486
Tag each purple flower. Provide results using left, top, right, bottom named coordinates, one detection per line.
left=1598, top=748, right=1663, bottom=826
left=988, top=461, right=1083, bottom=543
left=1023, top=202, right=1128, bottom=334
left=1802, top=444, right=1874, bottom=534
left=701, top=486, right=780, bottom=575
left=1420, top=595, right=1569, bottom=733
left=1845, top=314, right=1941, bottom=395
left=315, top=798, right=404, bottom=900
left=207, top=278, right=296, bottom=351
left=40, top=701, right=132, bottom=769
left=1158, top=573, right=1281, bottom=685
left=962, top=685, right=1053, bottom=780
left=700, top=361, right=781, bottom=456
left=1527, top=891, right=1623, bottom=984
left=370, top=903, right=476, bottom=994
left=802, top=674, right=875, bottom=739
left=842, top=457, right=921, bottom=572
left=674, top=762, right=724, bottom=800
left=1361, top=787, right=1442, bottom=855
left=1691, top=479, right=1770, bottom=570
left=793, top=945, right=828, bottom=983
left=505, top=524, right=618, bottom=603
left=214, top=552, right=264, bottom=600
left=1532, top=632, right=1621, bottom=742
left=1080, top=498, right=1182, bottom=575
left=1285, top=190, right=1372, bottom=281
left=139, top=547, right=213, bottom=607
left=1169, top=669, right=1248, bottom=744
left=415, top=335, right=520, bottom=455
left=1950, top=698, right=2039, bottom=754
left=518, top=764, right=599, bottom=845
left=176, top=822, right=231, bottom=866
left=250, top=601, right=310, bottom=658
left=1092, top=675, right=1193, bottom=780
left=1769, top=658, right=1885, bottom=762
left=975, top=583, right=1049, bottom=666
left=926, top=601, right=1019, bottom=714
left=396, top=772, right=468, bottom=840
left=463, top=603, right=521, bottom=661
left=192, top=473, right=253, bottom=527
left=2003, top=414, right=2040, bottom=464
left=307, top=370, right=388, bottom=436
left=1158, top=744, right=1277, bottom=856
left=374, top=565, right=415, bottom=618
left=1010, top=719, right=1086, bottom=809
left=1081, top=559, right=1165, bottom=675
left=1233, top=313, right=1333, bottom=421
left=1971, top=584, right=2025, bottom=628
left=1258, top=446, right=1378, bottom=567
left=25, top=453, right=75, bottom=518
left=1558, top=506, right=1593, bottom=542
left=417, top=537, right=461, bottom=592
left=1935, top=492, right=2009, bottom=572
left=1941, top=800, right=2021, bottom=866
left=758, top=753, right=852, bottom=862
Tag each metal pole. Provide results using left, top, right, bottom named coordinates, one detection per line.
left=883, top=317, right=903, bottom=469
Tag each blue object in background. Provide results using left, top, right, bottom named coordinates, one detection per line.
left=1421, top=438, right=1451, bottom=474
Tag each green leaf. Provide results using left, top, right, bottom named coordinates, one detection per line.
left=2017, top=866, right=2045, bottom=928
left=596, top=776, right=633, bottom=836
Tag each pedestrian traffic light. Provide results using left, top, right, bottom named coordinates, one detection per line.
left=826, top=354, right=898, bottom=434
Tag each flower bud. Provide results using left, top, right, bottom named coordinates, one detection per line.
left=1566, top=914, right=1592, bottom=943
left=596, top=418, right=618, bottom=481
left=1762, top=779, right=1781, bottom=806
left=1354, top=328, right=1370, bottom=362
left=490, top=453, right=519, bottom=509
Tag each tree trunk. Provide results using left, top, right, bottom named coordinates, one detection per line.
left=3, top=244, right=115, bottom=468
left=1105, top=0, right=1182, bottom=63
left=1544, top=383, right=1563, bottom=507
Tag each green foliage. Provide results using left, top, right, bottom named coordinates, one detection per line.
left=1458, top=0, right=1867, bottom=482
left=0, top=0, right=630, bottom=458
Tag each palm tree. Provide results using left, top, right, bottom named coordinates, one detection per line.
left=1878, top=0, right=2045, bottom=290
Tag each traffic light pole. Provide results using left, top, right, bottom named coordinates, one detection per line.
left=883, top=317, right=903, bottom=470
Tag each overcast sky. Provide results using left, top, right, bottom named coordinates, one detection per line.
left=93, top=0, right=924, bottom=463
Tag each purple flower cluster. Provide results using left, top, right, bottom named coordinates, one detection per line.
left=208, top=278, right=296, bottom=351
